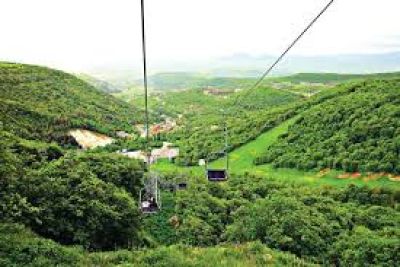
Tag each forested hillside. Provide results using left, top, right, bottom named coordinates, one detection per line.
left=0, top=129, right=146, bottom=250
left=139, top=86, right=301, bottom=116
left=168, top=88, right=303, bottom=165
left=271, top=72, right=400, bottom=84
left=148, top=72, right=255, bottom=91
left=0, top=63, right=150, bottom=255
left=76, top=73, right=121, bottom=93
left=2, top=173, right=399, bottom=266
left=1, top=62, right=399, bottom=266
left=120, top=84, right=304, bottom=165
left=0, top=62, right=140, bottom=143
left=257, top=78, right=400, bottom=174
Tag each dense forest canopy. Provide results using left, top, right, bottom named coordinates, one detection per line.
left=0, top=62, right=140, bottom=143
left=256, top=78, right=400, bottom=174
left=0, top=128, right=146, bottom=250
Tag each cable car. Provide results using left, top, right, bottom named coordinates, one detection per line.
left=205, top=153, right=229, bottom=182
left=140, top=193, right=159, bottom=213
left=204, top=109, right=230, bottom=182
left=139, top=0, right=333, bottom=191
left=207, top=169, right=228, bottom=181
left=139, top=174, right=161, bottom=214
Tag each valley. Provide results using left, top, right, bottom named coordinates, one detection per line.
left=1, top=63, right=399, bottom=266
left=2, top=0, right=400, bottom=265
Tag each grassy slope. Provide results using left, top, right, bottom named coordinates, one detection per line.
left=0, top=62, right=140, bottom=142
left=212, top=117, right=296, bottom=170
left=155, top=115, right=400, bottom=189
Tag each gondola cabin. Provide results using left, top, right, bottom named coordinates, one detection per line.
left=139, top=183, right=161, bottom=214
left=140, top=196, right=160, bottom=213
left=207, top=169, right=228, bottom=182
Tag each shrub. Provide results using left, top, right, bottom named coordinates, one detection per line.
left=0, top=223, right=83, bottom=267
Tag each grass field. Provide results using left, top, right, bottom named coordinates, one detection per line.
left=154, top=117, right=400, bottom=189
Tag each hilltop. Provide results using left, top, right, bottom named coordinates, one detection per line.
left=76, top=73, right=121, bottom=93
left=0, top=62, right=140, bottom=143
left=147, top=72, right=255, bottom=91
left=270, top=72, right=400, bottom=84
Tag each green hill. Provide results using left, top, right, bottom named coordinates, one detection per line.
left=256, top=78, right=400, bottom=174
left=1, top=64, right=399, bottom=266
left=76, top=73, right=121, bottom=93
left=271, top=72, right=400, bottom=84
left=148, top=72, right=255, bottom=91
left=167, top=87, right=303, bottom=165
left=123, top=84, right=304, bottom=165
left=0, top=62, right=140, bottom=143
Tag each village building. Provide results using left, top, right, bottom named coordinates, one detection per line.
left=119, top=142, right=179, bottom=164
left=203, top=87, right=233, bottom=96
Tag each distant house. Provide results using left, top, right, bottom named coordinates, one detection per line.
left=152, top=142, right=179, bottom=161
left=270, top=82, right=292, bottom=89
left=203, top=87, right=233, bottom=96
left=120, top=150, right=151, bottom=163
left=119, top=142, right=179, bottom=163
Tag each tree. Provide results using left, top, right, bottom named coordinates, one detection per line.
left=22, top=155, right=144, bottom=250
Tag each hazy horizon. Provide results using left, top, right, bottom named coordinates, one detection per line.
left=1, top=0, right=400, bottom=73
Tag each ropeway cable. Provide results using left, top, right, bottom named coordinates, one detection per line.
left=140, top=0, right=150, bottom=163
left=232, top=0, right=335, bottom=107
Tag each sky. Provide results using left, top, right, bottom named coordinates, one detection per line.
left=0, top=0, right=399, bottom=72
